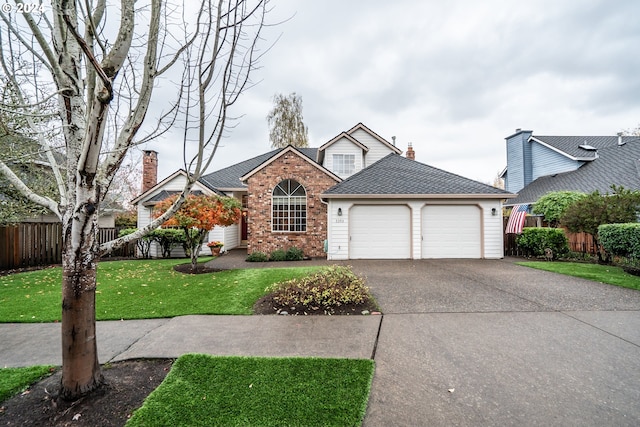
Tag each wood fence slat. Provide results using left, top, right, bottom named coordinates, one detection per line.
left=1, top=223, right=133, bottom=270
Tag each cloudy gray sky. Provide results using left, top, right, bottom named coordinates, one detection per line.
left=148, top=0, right=640, bottom=185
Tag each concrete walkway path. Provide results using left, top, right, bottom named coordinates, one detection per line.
left=2, top=252, right=640, bottom=426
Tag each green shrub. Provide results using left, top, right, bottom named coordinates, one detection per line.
left=246, top=251, right=269, bottom=262
left=516, top=227, right=569, bottom=259
left=599, top=223, right=640, bottom=259
left=285, top=247, right=304, bottom=261
left=266, top=266, right=371, bottom=312
left=118, top=228, right=153, bottom=258
left=269, top=249, right=287, bottom=262
left=152, top=228, right=186, bottom=258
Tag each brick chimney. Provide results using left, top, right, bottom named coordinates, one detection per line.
left=142, top=150, right=158, bottom=193
left=406, top=143, right=415, bottom=160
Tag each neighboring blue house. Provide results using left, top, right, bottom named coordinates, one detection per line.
left=503, top=129, right=640, bottom=206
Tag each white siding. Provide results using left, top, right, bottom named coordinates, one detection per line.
left=326, top=200, right=351, bottom=260
left=323, top=137, right=365, bottom=178
left=350, top=129, right=398, bottom=167
left=136, top=173, right=191, bottom=230
left=481, top=200, right=505, bottom=259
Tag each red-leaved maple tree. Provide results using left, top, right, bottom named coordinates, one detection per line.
left=155, top=194, right=241, bottom=270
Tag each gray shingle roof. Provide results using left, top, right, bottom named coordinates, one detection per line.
left=508, top=138, right=640, bottom=205
left=199, top=147, right=318, bottom=190
left=532, top=135, right=636, bottom=160
left=323, top=154, right=513, bottom=196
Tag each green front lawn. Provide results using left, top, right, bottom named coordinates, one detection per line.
left=517, top=261, right=640, bottom=290
left=126, top=354, right=375, bottom=427
left=0, top=259, right=323, bottom=322
left=0, top=365, right=55, bottom=403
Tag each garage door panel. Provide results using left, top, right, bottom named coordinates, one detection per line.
left=422, top=205, right=481, bottom=258
left=350, top=205, right=411, bottom=259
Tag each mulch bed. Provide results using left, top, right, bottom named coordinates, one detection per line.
left=0, top=359, right=173, bottom=427
left=172, top=263, right=224, bottom=274
left=253, top=293, right=379, bottom=316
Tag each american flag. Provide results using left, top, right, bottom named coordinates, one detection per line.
left=505, top=204, right=529, bottom=234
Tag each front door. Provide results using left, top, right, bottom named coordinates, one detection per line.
left=241, top=210, right=248, bottom=242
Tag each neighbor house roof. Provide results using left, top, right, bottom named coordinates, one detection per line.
left=531, top=135, right=637, bottom=161
left=507, top=138, right=640, bottom=205
left=322, top=154, right=515, bottom=199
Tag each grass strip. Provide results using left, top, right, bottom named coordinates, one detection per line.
left=517, top=261, right=640, bottom=290
left=0, top=259, right=323, bottom=322
left=127, top=354, right=375, bottom=427
left=0, top=365, right=55, bottom=403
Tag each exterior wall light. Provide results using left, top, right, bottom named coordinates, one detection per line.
left=491, top=208, right=497, bottom=216
left=337, top=208, right=343, bottom=216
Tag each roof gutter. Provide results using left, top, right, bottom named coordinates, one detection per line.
left=320, top=193, right=518, bottom=200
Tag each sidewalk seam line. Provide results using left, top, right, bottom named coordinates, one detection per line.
left=107, top=319, right=170, bottom=363
left=370, top=315, right=383, bottom=360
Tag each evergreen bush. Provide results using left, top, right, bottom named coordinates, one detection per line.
left=516, top=227, right=569, bottom=259
left=246, top=251, right=269, bottom=262
left=269, top=249, right=287, bottom=261
left=285, top=247, right=304, bottom=261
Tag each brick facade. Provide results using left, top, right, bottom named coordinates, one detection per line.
left=246, top=151, right=339, bottom=258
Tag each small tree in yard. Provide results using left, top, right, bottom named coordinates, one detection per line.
left=155, top=194, right=241, bottom=270
left=532, top=191, right=586, bottom=227
left=561, top=185, right=640, bottom=262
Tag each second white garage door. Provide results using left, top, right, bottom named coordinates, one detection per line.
left=350, top=205, right=411, bottom=259
left=422, top=205, right=481, bottom=258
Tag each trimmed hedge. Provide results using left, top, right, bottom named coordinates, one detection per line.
left=599, top=223, right=640, bottom=259
left=516, top=227, right=569, bottom=259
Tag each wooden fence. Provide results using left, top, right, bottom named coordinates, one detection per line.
left=0, top=223, right=135, bottom=270
left=503, top=217, right=598, bottom=257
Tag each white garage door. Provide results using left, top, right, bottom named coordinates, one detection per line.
left=422, top=205, right=481, bottom=258
left=350, top=205, right=411, bottom=259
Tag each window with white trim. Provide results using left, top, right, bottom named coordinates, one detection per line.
left=332, top=154, right=355, bottom=175
left=272, top=179, right=307, bottom=232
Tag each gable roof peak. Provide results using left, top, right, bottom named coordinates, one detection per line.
left=345, top=122, right=402, bottom=154
left=239, top=144, right=341, bottom=183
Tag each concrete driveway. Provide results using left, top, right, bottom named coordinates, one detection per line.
left=2, top=255, right=639, bottom=426
left=350, top=259, right=640, bottom=426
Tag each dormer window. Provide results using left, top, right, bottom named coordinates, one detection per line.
left=333, top=154, right=355, bottom=175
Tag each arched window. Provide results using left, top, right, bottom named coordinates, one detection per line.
left=272, top=179, right=307, bottom=232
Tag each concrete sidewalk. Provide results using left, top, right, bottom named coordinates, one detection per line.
left=0, top=315, right=381, bottom=368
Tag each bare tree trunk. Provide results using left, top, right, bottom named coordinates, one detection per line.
left=60, top=210, right=103, bottom=399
